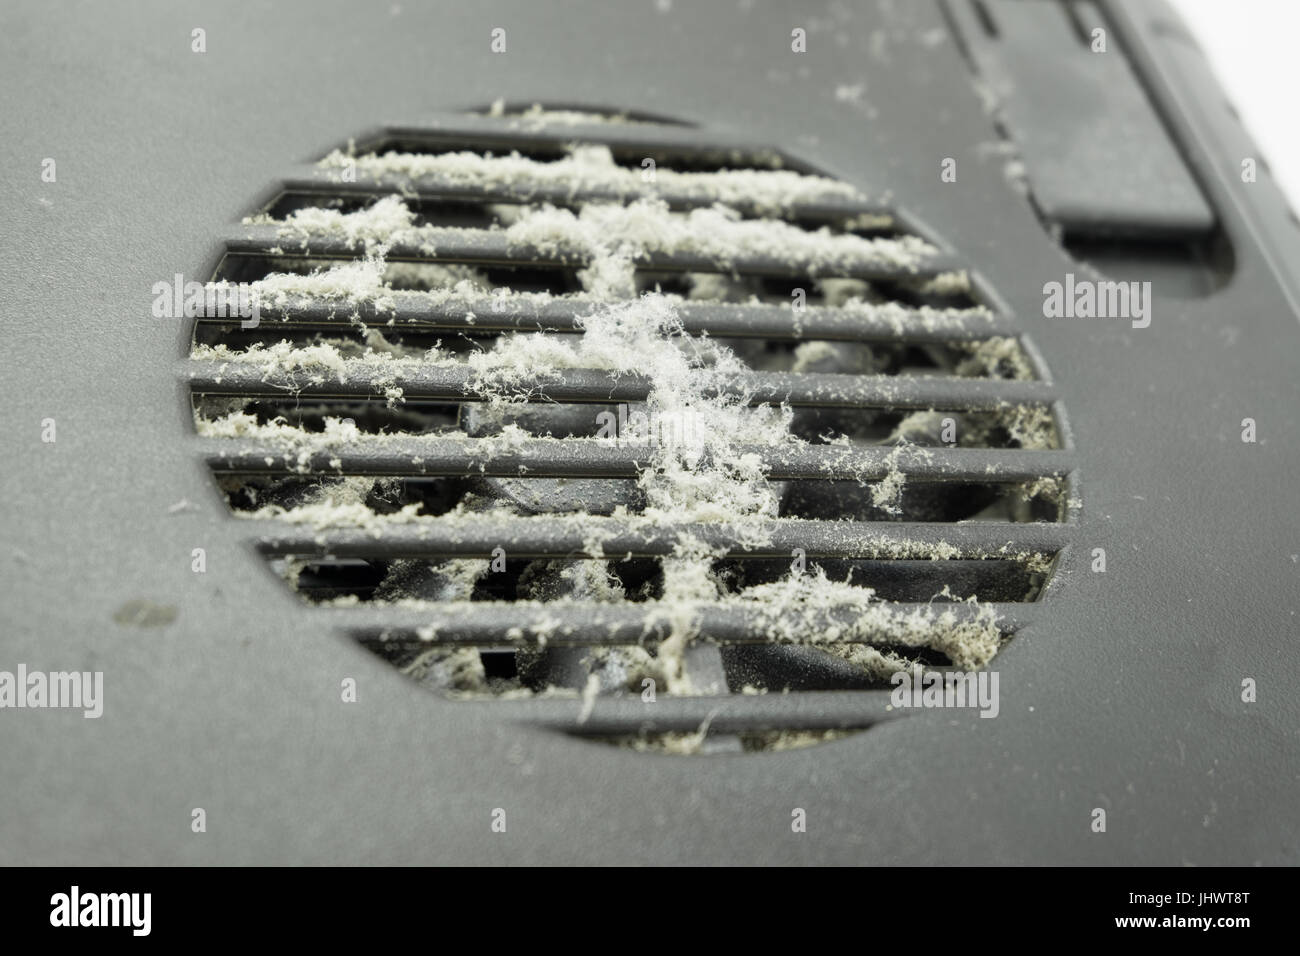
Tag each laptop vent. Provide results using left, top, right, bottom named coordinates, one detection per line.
left=188, top=108, right=1074, bottom=753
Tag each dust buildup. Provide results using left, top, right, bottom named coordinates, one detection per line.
left=247, top=255, right=397, bottom=315
left=741, top=729, right=855, bottom=752
left=481, top=100, right=667, bottom=128
left=955, top=336, right=1034, bottom=381
left=503, top=198, right=934, bottom=276
left=245, top=195, right=421, bottom=256
left=318, top=141, right=869, bottom=217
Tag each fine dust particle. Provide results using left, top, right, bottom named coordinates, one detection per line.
left=600, top=728, right=854, bottom=755
left=479, top=102, right=661, bottom=127
left=742, top=729, right=855, bottom=752
left=113, top=600, right=179, bottom=628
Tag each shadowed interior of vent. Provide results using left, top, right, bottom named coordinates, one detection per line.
left=189, top=109, right=1075, bottom=753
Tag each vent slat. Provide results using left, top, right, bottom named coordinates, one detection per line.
left=204, top=437, right=1070, bottom=482
left=470, top=690, right=906, bottom=735
left=196, top=296, right=1004, bottom=343
left=279, top=169, right=891, bottom=224
left=252, top=518, right=1069, bottom=560
left=341, top=601, right=1035, bottom=645
left=226, top=228, right=962, bottom=281
left=364, top=119, right=809, bottom=164
left=187, top=361, right=1056, bottom=409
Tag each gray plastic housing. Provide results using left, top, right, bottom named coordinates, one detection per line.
left=1, top=0, right=1297, bottom=864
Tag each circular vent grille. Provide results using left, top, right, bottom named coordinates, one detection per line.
left=190, top=106, right=1074, bottom=754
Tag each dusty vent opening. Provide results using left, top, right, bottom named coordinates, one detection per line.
left=189, top=108, right=1076, bottom=753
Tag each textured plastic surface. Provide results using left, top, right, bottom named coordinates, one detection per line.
left=951, top=0, right=1215, bottom=235
left=1, top=0, right=1297, bottom=864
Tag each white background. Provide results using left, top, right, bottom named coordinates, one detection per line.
left=1171, top=0, right=1300, bottom=206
